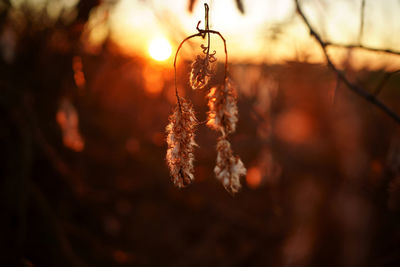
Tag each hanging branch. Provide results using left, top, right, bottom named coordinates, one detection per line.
left=167, top=3, right=246, bottom=194
left=173, top=3, right=228, bottom=113
left=295, top=0, right=400, bottom=124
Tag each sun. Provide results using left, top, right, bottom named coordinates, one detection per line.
left=148, top=37, right=172, bottom=61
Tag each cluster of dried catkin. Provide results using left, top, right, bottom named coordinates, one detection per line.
left=165, top=3, right=246, bottom=194
left=206, top=79, right=246, bottom=194
left=166, top=98, right=197, bottom=188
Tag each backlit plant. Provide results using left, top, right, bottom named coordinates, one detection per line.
left=166, top=3, right=246, bottom=194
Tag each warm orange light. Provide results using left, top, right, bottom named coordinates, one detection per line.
left=148, top=37, right=172, bottom=61
left=275, top=109, right=313, bottom=144
left=246, top=167, right=262, bottom=189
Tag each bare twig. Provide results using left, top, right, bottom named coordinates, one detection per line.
left=188, top=0, right=198, bottom=12
left=358, top=0, right=365, bottom=44
left=317, top=0, right=400, bottom=58
left=325, top=42, right=400, bottom=56
left=373, top=70, right=400, bottom=96
left=316, top=0, right=400, bottom=58
left=304, top=0, right=400, bottom=58
left=295, top=0, right=400, bottom=124
left=235, top=0, right=245, bottom=14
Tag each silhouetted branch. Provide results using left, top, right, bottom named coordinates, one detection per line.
left=295, top=0, right=400, bottom=124
left=315, top=0, right=400, bottom=57
left=373, top=70, right=400, bottom=96
left=235, top=0, right=245, bottom=14
left=188, top=0, right=198, bottom=12
left=325, top=42, right=400, bottom=56
left=308, top=0, right=400, bottom=57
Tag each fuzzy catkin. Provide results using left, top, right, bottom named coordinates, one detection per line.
left=214, top=138, right=246, bottom=194
left=189, top=52, right=216, bottom=90
left=207, top=79, right=246, bottom=193
left=206, top=79, right=238, bottom=136
left=166, top=98, right=197, bottom=188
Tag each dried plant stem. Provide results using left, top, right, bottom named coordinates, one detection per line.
left=168, top=3, right=245, bottom=193
left=174, top=28, right=228, bottom=113
left=205, top=3, right=211, bottom=56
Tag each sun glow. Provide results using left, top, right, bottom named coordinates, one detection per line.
left=148, top=37, right=172, bottom=61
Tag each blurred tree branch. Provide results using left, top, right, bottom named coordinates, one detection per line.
left=295, top=0, right=400, bottom=57
left=187, top=0, right=245, bottom=14
left=0, top=1, right=101, bottom=265
left=295, top=0, right=400, bottom=124
left=373, top=70, right=400, bottom=96
left=188, top=0, right=197, bottom=12
left=235, top=0, right=245, bottom=14
left=358, top=0, right=365, bottom=44
left=324, top=42, right=400, bottom=57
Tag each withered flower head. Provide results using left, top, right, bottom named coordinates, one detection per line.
left=214, top=138, right=247, bottom=194
left=207, top=79, right=238, bottom=136
left=166, top=98, right=197, bottom=188
left=189, top=45, right=217, bottom=90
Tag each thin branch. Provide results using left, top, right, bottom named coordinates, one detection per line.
left=295, top=0, right=400, bottom=124
left=309, top=0, right=400, bottom=57
left=312, top=0, right=400, bottom=57
left=358, top=0, right=365, bottom=44
left=319, top=0, right=400, bottom=58
left=325, top=42, right=400, bottom=56
left=235, top=0, right=245, bottom=14
left=188, top=0, right=197, bottom=12
left=373, top=70, right=400, bottom=96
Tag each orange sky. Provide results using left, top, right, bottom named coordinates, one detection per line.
left=93, top=0, right=400, bottom=69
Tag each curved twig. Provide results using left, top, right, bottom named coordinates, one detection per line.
left=173, top=4, right=229, bottom=112
left=174, top=32, right=202, bottom=113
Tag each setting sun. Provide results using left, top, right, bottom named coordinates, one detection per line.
left=148, top=37, right=172, bottom=61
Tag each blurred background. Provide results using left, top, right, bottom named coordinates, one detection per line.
left=1, top=0, right=400, bottom=266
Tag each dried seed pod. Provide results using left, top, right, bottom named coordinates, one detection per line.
left=214, top=138, right=246, bottom=194
left=207, top=79, right=238, bottom=136
left=189, top=50, right=216, bottom=90
left=166, top=98, right=197, bottom=187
